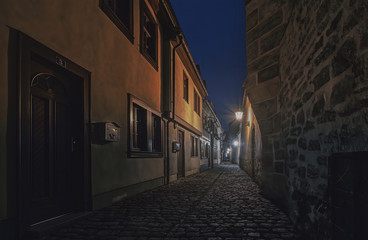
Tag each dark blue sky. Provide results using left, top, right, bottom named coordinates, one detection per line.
left=170, top=0, right=247, bottom=130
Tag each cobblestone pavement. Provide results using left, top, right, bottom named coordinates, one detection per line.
left=39, top=164, right=299, bottom=240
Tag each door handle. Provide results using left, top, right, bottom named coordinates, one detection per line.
left=71, top=137, right=77, bottom=152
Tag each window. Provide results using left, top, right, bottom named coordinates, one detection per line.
left=152, top=114, right=161, bottom=152
left=194, top=89, right=201, bottom=115
left=191, top=135, right=198, bottom=157
left=100, top=0, right=133, bottom=42
left=132, top=104, right=147, bottom=150
left=129, top=95, right=162, bottom=157
left=183, top=72, right=188, bottom=102
left=140, top=3, right=158, bottom=69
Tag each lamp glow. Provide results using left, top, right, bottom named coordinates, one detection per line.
left=233, top=140, right=239, bottom=146
left=235, top=111, right=243, bottom=121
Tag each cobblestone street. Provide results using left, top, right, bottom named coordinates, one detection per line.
left=38, top=164, right=299, bottom=240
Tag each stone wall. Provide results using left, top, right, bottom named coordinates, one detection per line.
left=279, top=0, right=368, bottom=237
left=245, top=0, right=368, bottom=238
left=244, top=0, right=291, bottom=213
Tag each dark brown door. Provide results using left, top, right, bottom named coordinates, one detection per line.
left=19, top=35, right=86, bottom=227
left=177, top=130, right=185, bottom=178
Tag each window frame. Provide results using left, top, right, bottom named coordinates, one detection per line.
left=128, top=94, right=162, bottom=158
left=191, top=135, right=199, bottom=157
left=194, top=89, right=201, bottom=115
left=183, top=72, right=189, bottom=103
left=99, top=0, right=134, bottom=43
left=140, top=1, right=158, bottom=70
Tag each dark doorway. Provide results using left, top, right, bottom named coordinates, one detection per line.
left=329, top=152, right=368, bottom=240
left=177, top=130, right=185, bottom=178
left=18, top=33, right=91, bottom=233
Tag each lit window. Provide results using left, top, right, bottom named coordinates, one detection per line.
left=99, top=0, right=133, bottom=42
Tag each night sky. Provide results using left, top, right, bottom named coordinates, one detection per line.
left=170, top=0, right=247, bottom=130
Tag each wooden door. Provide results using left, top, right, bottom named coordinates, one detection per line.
left=19, top=34, right=88, bottom=227
left=177, top=130, right=185, bottom=178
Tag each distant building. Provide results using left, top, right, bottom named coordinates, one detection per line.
left=201, top=99, right=224, bottom=171
left=0, top=0, right=215, bottom=238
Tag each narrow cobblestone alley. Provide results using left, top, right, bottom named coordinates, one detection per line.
left=35, top=164, right=299, bottom=240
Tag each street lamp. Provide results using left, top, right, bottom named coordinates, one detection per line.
left=233, top=140, right=239, bottom=146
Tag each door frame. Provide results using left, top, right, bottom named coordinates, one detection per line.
left=177, top=129, right=185, bottom=178
left=17, top=31, right=91, bottom=236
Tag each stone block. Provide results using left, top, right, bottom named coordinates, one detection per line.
left=275, top=150, right=285, bottom=160
left=252, top=98, right=277, bottom=120
left=317, top=156, right=327, bottom=166
left=314, top=35, right=339, bottom=66
left=313, top=36, right=324, bottom=54
left=312, top=96, right=325, bottom=117
left=286, top=138, right=297, bottom=145
left=297, top=167, right=306, bottom=179
left=317, top=110, right=336, bottom=124
left=304, top=120, right=315, bottom=132
left=258, top=63, right=279, bottom=83
left=297, top=110, right=305, bottom=125
left=244, top=74, right=257, bottom=89
left=290, top=127, right=302, bottom=136
left=247, top=77, right=279, bottom=104
left=338, top=98, right=368, bottom=117
left=247, top=41, right=258, bottom=62
left=313, top=66, right=330, bottom=91
left=288, top=149, right=298, bottom=161
left=326, top=11, right=342, bottom=36
left=308, top=139, right=321, bottom=151
left=274, top=161, right=284, bottom=173
left=316, top=0, right=330, bottom=26
left=259, top=0, right=287, bottom=21
left=246, top=10, right=283, bottom=44
left=332, top=39, right=357, bottom=77
left=343, top=7, right=365, bottom=35
left=330, top=74, right=354, bottom=106
left=302, top=91, right=313, bottom=103
left=360, top=19, right=368, bottom=50
left=247, top=48, right=280, bottom=75
left=246, top=9, right=258, bottom=32
left=307, top=164, right=319, bottom=179
left=260, top=24, right=287, bottom=55
left=293, top=99, right=303, bottom=111
left=298, top=137, right=307, bottom=150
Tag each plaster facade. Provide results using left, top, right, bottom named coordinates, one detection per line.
left=0, top=0, right=209, bottom=238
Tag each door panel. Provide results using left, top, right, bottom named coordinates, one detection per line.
left=27, top=52, right=82, bottom=224
left=18, top=33, right=91, bottom=235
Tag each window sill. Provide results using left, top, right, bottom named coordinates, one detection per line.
left=140, top=51, right=158, bottom=71
left=128, top=151, right=163, bottom=158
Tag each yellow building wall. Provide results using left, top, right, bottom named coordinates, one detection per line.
left=174, top=53, right=202, bottom=132
left=0, top=0, right=164, bottom=218
left=240, top=97, right=262, bottom=178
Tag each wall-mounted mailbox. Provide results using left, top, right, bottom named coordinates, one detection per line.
left=172, top=141, right=181, bottom=153
left=93, top=122, right=120, bottom=143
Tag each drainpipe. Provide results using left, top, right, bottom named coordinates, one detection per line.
left=165, top=33, right=183, bottom=184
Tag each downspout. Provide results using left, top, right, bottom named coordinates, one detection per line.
left=166, top=33, right=183, bottom=184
